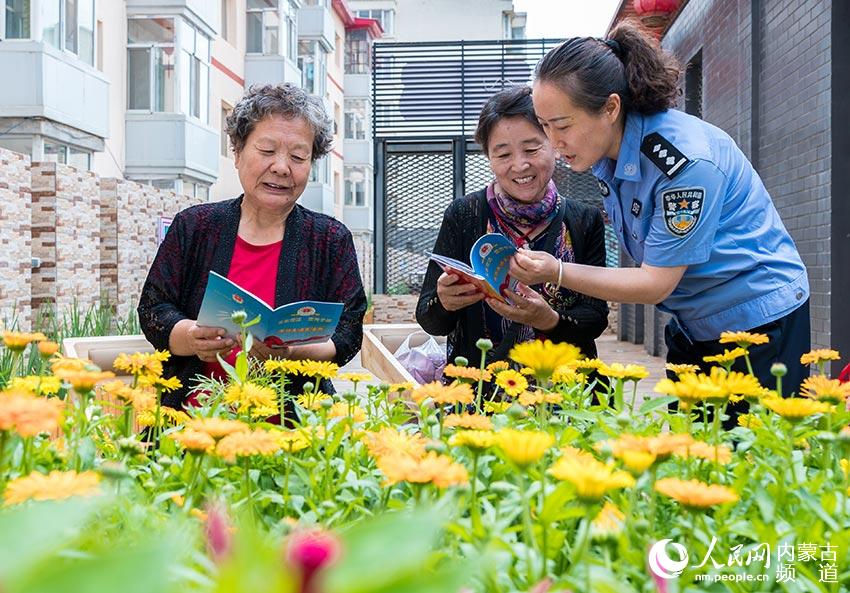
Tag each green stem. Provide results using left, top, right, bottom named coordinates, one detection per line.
left=186, top=452, right=205, bottom=505
left=475, top=348, right=487, bottom=414
left=628, top=380, right=639, bottom=416
left=519, top=472, right=536, bottom=587
left=242, top=457, right=254, bottom=522
left=744, top=352, right=755, bottom=376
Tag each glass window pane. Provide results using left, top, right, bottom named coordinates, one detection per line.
left=197, top=32, right=210, bottom=61
left=154, top=47, right=176, bottom=112
left=383, top=10, right=394, bottom=36
left=78, top=0, right=94, bottom=64
left=198, top=61, right=209, bottom=122
left=41, top=0, right=61, bottom=47
left=151, top=179, right=176, bottom=191
left=68, top=148, right=90, bottom=170
left=179, top=49, right=190, bottom=115
left=6, top=0, right=31, bottom=39
left=179, top=18, right=194, bottom=53
left=287, top=16, right=297, bottom=59
left=64, top=0, right=77, bottom=53
left=43, top=142, right=67, bottom=164
left=247, top=0, right=276, bottom=9
left=195, top=184, right=209, bottom=200
left=263, top=9, right=279, bottom=54
left=246, top=11, right=262, bottom=53
left=221, top=105, right=231, bottom=157
left=128, top=17, right=174, bottom=44
left=189, top=55, right=199, bottom=117
left=127, top=47, right=151, bottom=109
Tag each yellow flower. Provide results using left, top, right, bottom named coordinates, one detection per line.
left=737, top=414, right=763, bottom=429
left=190, top=508, right=209, bottom=521
left=338, top=372, right=374, bottom=383
left=411, top=381, right=474, bottom=406
left=388, top=382, right=414, bottom=393
left=702, top=348, right=747, bottom=365
left=449, top=430, right=497, bottom=451
left=297, top=360, right=339, bottom=379
left=516, top=390, right=563, bottom=407
left=483, top=400, right=511, bottom=414
left=54, top=368, right=116, bottom=393
left=495, top=369, right=528, bottom=396
left=328, top=402, right=366, bottom=423
left=376, top=451, right=468, bottom=488
left=559, top=445, right=597, bottom=463
left=170, top=493, right=186, bottom=507
left=137, top=407, right=190, bottom=427
left=654, top=478, right=739, bottom=510
left=599, top=363, right=650, bottom=381
left=716, top=370, right=765, bottom=401
left=113, top=351, right=170, bottom=378
left=172, top=429, right=215, bottom=453
left=673, top=441, right=733, bottom=464
left=719, top=331, right=770, bottom=348
left=485, top=361, right=510, bottom=374
left=274, top=429, right=311, bottom=453
left=800, top=349, right=841, bottom=366
left=509, top=340, right=582, bottom=381
left=50, top=356, right=90, bottom=374
left=264, top=359, right=303, bottom=374
left=591, top=502, right=625, bottom=541
left=187, top=417, right=249, bottom=440
left=600, top=433, right=695, bottom=461
left=763, top=397, right=831, bottom=421
left=570, top=358, right=607, bottom=373
left=0, top=394, right=64, bottom=437
left=295, top=392, right=332, bottom=410
left=1, top=331, right=47, bottom=352
left=497, top=429, right=554, bottom=468
left=444, top=413, right=493, bottom=431
left=840, top=459, right=849, bottom=477
left=665, top=363, right=701, bottom=376
left=138, top=375, right=182, bottom=392
left=618, top=450, right=657, bottom=474
left=4, top=470, right=101, bottom=505
left=654, top=371, right=725, bottom=406
left=800, top=376, right=850, bottom=404
left=552, top=365, right=585, bottom=385
left=365, top=427, right=428, bottom=460
left=215, top=429, right=281, bottom=462
left=443, top=365, right=491, bottom=383
left=224, top=382, right=278, bottom=416
left=548, top=456, right=635, bottom=502
left=9, top=375, right=61, bottom=396
left=37, top=341, right=60, bottom=358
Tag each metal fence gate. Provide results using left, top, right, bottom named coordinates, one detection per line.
left=373, top=39, right=619, bottom=293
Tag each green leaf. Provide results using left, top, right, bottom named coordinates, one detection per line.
left=538, top=482, right=576, bottom=524
left=216, top=353, right=241, bottom=385
left=638, top=396, right=677, bottom=415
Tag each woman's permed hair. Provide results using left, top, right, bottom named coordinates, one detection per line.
left=225, top=83, right=333, bottom=160
left=535, top=19, right=681, bottom=115
left=475, top=86, right=545, bottom=156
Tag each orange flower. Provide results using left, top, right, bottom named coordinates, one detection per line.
left=187, top=417, right=250, bottom=440
left=37, top=341, right=60, bottom=357
left=411, top=382, right=474, bottom=406
left=0, top=393, right=64, bottom=437
left=54, top=368, right=116, bottom=393
left=443, top=413, right=493, bottom=431
left=172, top=429, right=215, bottom=453
left=443, top=364, right=492, bottom=383
left=4, top=470, right=101, bottom=505
left=365, top=427, right=428, bottom=460
left=655, top=478, right=739, bottom=510
left=376, top=451, right=468, bottom=488
left=1, top=331, right=47, bottom=352
left=215, top=429, right=281, bottom=462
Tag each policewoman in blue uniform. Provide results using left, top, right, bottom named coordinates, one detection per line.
left=505, top=20, right=811, bottom=424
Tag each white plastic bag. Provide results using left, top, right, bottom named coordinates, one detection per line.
left=394, top=331, right=446, bottom=384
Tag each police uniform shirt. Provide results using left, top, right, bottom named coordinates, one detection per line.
left=592, top=109, right=809, bottom=341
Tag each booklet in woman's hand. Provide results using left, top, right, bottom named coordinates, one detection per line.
left=197, top=271, right=343, bottom=347
left=429, top=233, right=518, bottom=305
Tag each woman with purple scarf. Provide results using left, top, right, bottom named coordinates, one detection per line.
left=416, top=86, right=609, bottom=368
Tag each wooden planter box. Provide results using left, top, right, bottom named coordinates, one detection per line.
left=360, top=323, right=446, bottom=387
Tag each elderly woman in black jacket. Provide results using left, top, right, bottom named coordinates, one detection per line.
left=416, top=86, right=608, bottom=367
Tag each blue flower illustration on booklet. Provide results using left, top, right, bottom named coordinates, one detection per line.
left=196, top=271, right=343, bottom=347
left=429, top=233, right=518, bottom=304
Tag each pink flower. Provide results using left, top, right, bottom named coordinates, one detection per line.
left=286, top=529, right=341, bottom=593
left=205, top=503, right=232, bottom=563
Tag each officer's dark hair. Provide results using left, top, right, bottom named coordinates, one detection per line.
left=475, top=85, right=544, bottom=156
left=535, top=19, right=680, bottom=116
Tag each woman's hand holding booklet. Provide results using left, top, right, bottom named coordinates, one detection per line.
left=428, top=233, right=518, bottom=305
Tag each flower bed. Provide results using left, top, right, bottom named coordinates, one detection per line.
left=0, top=327, right=848, bottom=593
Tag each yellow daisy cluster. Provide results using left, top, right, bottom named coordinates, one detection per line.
left=8, top=376, right=62, bottom=397
left=137, top=407, right=191, bottom=427
left=496, top=429, right=554, bottom=468
left=275, top=429, right=311, bottom=453
left=337, top=372, right=373, bottom=383
left=800, top=349, right=840, bottom=366
left=673, top=441, right=733, bottom=465
left=762, top=397, right=831, bottom=421
left=365, top=427, right=429, bottom=460
left=443, top=413, right=493, bottom=431
left=654, top=367, right=765, bottom=406
left=328, top=402, right=367, bottom=423
left=98, top=380, right=156, bottom=412
left=449, top=430, right=497, bottom=451
left=295, top=392, right=332, bottom=410
left=53, top=368, right=116, bottom=393
left=590, top=502, right=625, bottom=541
left=137, top=375, right=183, bottom=393
left=719, top=331, right=770, bottom=348
left=1, top=331, right=47, bottom=352
left=443, top=364, right=492, bottom=383
left=485, top=361, right=510, bottom=374
left=411, top=382, right=474, bottom=406
left=509, top=340, right=582, bottom=381
left=518, top=390, right=563, bottom=407
left=4, top=470, right=101, bottom=505
left=0, top=391, right=64, bottom=437
left=387, top=382, right=414, bottom=393
left=548, top=452, right=635, bottom=503
left=598, top=433, right=695, bottom=473
left=186, top=417, right=249, bottom=440
left=494, top=369, right=528, bottom=396
left=599, top=363, right=650, bottom=381
left=224, top=382, right=278, bottom=417
left=551, top=365, right=586, bottom=385
left=263, top=359, right=339, bottom=379
left=800, top=376, right=850, bottom=404
left=172, top=429, right=216, bottom=453
left=654, top=478, right=739, bottom=510
left=665, top=363, right=701, bottom=376
left=113, top=351, right=171, bottom=379
left=737, top=414, right=763, bottom=429
left=483, top=400, right=511, bottom=414
left=376, top=451, right=468, bottom=489
left=215, top=428, right=282, bottom=462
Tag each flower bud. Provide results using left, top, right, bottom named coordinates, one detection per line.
left=302, top=382, right=315, bottom=393
left=454, top=356, right=469, bottom=367
left=476, top=338, right=493, bottom=352
left=319, top=398, right=334, bottom=410
left=425, top=441, right=447, bottom=454
left=506, top=402, right=527, bottom=420
left=770, top=363, right=787, bottom=377
left=230, top=310, right=248, bottom=325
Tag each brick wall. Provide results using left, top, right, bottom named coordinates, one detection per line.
left=372, top=294, right=419, bottom=324
left=0, top=150, right=32, bottom=329
left=352, top=230, right=374, bottom=298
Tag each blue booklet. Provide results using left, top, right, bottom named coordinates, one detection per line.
left=429, top=233, right=518, bottom=305
left=197, top=271, right=344, bottom=347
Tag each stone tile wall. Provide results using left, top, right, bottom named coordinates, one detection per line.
left=0, top=149, right=32, bottom=330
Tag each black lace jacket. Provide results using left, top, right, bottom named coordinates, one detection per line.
left=416, top=189, right=609, bottom=364
left=138, top=196, right=367, bottom=407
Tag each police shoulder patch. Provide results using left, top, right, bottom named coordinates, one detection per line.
left=641, top=132, right=690, bottom=179
left=661, top=187, right=704, bottom=236
left=597, top=178, right=610, bottom=197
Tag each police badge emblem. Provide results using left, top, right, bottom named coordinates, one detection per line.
left=661, top=187, right=704, bottom=236
left=597, top=179, right=610, bottom=197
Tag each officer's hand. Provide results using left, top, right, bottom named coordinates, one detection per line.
left=436, top=272, right=485, bottom=312
left=486, top=283, right=559, bottom=331
left=510, top=249, right=560, bottom=286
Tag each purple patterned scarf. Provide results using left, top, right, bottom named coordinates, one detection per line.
left=486, top=179, right=559, bottom=233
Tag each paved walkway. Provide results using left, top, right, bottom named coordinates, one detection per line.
left=335, top=333, right=667, bottom=396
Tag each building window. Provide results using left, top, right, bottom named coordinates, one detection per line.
left=149, top=179, right=177, bottom=191
left=344, top=167, right=367, bottom=207
left=246, top=0, right=280, bottom=55
left=298, top=39, right=327, bottom=95
left=345, top=29, right=370, bottom=74
left=355, top=9, right=393, bottom=36
left=180, top=19, right=210, bottom=122
left=301, top=0, right=326, bottom=6
left=221, top=0, right=231, bottom=44
left=685, top=50, right=703, bottom=118
left=310, top=158, right=328, bottom=184
left=344, top=98, right=367, bottom=140
left=127, top=17, right=175, bottom=111
left=283, top=0, right=297, bottom=59
left=43, top=140, right=91, bottom=170
left=221, top=103, right=232, bottom=157
left=5, top=0, right=30, bottom=38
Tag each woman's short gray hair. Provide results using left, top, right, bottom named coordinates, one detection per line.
left=225, top=83, right=333, bottom=160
